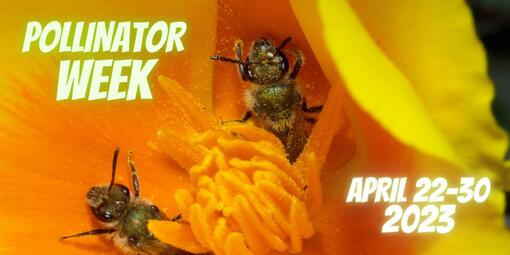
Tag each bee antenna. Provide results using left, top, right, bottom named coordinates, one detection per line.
left=211, top=55, right=244, bottom=64
left=278, top=37, right=292, bottom=50
left=61, top=229, right=116, bottom=240
left=108, top=147, right=120, bottom=194
left=127, top=151, right=140, bottom=197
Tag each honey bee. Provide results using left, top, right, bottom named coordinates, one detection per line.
left=211, top=37, right=322, bottom=163
left=62, top=148, right=189, bottom=255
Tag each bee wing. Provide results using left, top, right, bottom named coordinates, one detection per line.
left=285, top=110, right=308, bottom=163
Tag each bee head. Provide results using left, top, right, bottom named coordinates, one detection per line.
left=247, top=37, right=288, bottom=85
left=87, top=184, right=130, bottom=223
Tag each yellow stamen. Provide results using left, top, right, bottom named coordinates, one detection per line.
left=150, top=123, right=315, bottom=254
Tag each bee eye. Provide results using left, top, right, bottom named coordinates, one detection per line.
left=151, top=205, right=160, bottom=212
left=94, top=202, right=116, bottom=222
left=117, top=184, right=130, bottom=197
left=102, top=211, right=113, bottom=221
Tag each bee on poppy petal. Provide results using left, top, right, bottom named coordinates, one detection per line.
left=62, top=147, right=189, bottom=255
left=212, top=37, right=322, bottom=163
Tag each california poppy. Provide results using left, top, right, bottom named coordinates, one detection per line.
left=0, top=0, right=507, bottom=254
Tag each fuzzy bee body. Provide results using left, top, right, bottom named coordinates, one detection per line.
left=212, top=37, right=322, bottom=162
left=109, top=199, right=179, bottom=255
left=63, top=148, right=189, bottom=255
left=245, top=79, right=307, bottom=160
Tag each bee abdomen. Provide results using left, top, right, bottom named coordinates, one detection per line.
left=252, top=81, right=301, bottom=121
left=250, top=81, right=308, bottom=162
left=118, top=203, right=192, bottom=255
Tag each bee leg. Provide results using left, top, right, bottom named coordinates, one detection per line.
left=61, top=228, right=116, bottom=240
left=240, top=111, right=253, bottom=122
left=210, top=41, right=248, bottom=81
left=128, top=151, right=140, bottom=197
left=289, top=49, right=304, bottom=79
left=171, top=213, right=183, bottom=221
left=235, top=40, right=248, bottom=81
left=221, top=111, right=253, bottom=125
left=210, top=55, right=241, bottom=64
left=302, top=99, right=323, bottom=113
left=278, top=36, right=292, bottom=50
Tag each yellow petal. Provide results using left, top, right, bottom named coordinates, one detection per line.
left=346, top=0, right=509, bottom=188
left=428, top=193, right=510, bottom=254
left=291, top=0, right=461, bottom=168
left=291, top=1, right=509, bottom=253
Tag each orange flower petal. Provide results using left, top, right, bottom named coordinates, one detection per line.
left=295, top=84, right=346, bottom=215
left=158, top=76, right=219, bottom=134
left=0, top=1, right=218, bottom=254
left=148, top=220, right=210, bottom=254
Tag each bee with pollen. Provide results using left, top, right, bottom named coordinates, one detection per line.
left=211, top=37, right=323, bottom=163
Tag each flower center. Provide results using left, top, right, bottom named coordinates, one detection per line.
left=174, top=123, right=315, bottom=254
